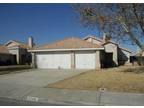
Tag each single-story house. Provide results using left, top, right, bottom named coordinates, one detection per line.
left=29, top=35, right=131, bottom=69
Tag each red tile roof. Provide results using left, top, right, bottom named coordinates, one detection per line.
left=33, top=37, right=103, bottom=50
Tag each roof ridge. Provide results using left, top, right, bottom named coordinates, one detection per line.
left=4, top=40, right=30, bottom=49
left=5, top=40, right=27, bottom=45
left=12, top=40, right=27, bottom=45
left=38, top=37, right=101, bottom=47
left=83, top=35, right=104, bottom=42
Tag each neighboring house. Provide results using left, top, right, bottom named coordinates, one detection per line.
left=29, top=35, right=131, bottom=69
left=84, top=35, right=131, bottom=67
left=130, top=51, right=144, bottom=65
left=0, top=45, right=16, bottom=66
left=4, top=37, right=34, bottom=65
left=0, top=37, right=34, bottom=66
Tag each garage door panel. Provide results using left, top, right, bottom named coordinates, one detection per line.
left=36, top=52, right=71, bottom=69
left=75, top=51, right=95, bottom=69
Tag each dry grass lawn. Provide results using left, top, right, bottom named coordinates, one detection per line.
left=48, top=66, right=144, bottom=93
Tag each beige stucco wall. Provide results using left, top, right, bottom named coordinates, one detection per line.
left=104, top=43, right=118, bottom=66
left=8, top=47, right=19, bottom=64
left=6, top=42, right=20, bottom=64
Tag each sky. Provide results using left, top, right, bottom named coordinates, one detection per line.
left=0, top=3, right=138, bottom=52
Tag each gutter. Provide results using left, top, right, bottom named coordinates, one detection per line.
left=28, top=48, right=104, bottom=52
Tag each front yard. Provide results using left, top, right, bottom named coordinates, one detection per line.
left=48, top=66, right=144, bottom=93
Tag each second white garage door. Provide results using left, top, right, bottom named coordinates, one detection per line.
left=75, top=51, right=95, bottom=69
left=36, top=52, right=71, bottom=69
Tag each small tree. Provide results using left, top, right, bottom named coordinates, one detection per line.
left=73, top=3, right=144, bottom=65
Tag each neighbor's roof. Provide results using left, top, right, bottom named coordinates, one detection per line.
left=5, top=40, right=30, bottom=49
left=103, top=41, right=131, bottom=53
left=84, top=35, right=131, bottom=53
left=32, top=37, right=103, bottom=50
left=119, top=47, right=132, bottom=53
left=0, top=45, right=9, bottom=54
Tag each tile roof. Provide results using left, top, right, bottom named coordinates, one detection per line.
left=33, top=37, right=103, bottom=50
left=0, top=45, right=9, bottom=54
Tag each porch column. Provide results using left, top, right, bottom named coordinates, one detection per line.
left=71, top=51, right=75, bottom=69
left=31, top=52, right=36, bottom=68
left=95, top=51, right=101, bottom=69
left=16, top=53, right=20, bottom=65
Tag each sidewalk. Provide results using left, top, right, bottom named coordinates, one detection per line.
left=0, top=82, right=143, bottom=106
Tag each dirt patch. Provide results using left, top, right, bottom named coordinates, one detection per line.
left=47, top=66, right=144, bottom=93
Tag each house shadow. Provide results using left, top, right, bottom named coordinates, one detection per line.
left=118, top=49, right=129, bottom=66
left=100, top=51, right=118, bottom=68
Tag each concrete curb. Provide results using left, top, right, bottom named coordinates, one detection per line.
left=0, top=96, right=95, bottom=106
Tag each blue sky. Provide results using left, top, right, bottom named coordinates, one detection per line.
left=0, top=3, right=138, bottom=52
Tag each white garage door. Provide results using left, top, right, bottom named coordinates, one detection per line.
left=75, top=51, right=95, bottom=69
left=36, top=52, right=71, bottom=69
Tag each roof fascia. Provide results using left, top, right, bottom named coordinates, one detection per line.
left=28, top=48, right=104, bottom=52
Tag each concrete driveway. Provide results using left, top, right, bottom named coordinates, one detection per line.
left=0, top=69, right=88, bottom=87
